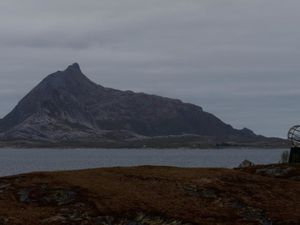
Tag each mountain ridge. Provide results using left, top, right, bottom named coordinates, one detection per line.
left=0, top=63, right=286, bottom=148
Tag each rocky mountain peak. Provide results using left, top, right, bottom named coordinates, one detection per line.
left=65, top=62, right=81, bottom=73
left=38, top=63, right=96, bottom=92
left=0, top=63, right=268, bottom=146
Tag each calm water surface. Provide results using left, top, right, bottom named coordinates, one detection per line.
left=0, top=148, right=287, bottom=176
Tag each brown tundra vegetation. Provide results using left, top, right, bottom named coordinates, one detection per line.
left=0, top=164, right=298, bottom=225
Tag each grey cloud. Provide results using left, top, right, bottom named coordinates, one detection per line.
left=0, top=0, right=300, bottom=137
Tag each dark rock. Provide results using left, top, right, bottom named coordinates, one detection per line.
left=0, top=183, right=11, bottom=193
left=238, top=160, right=255, bottom=168
left=184, top=185, right=217, bottom=199
left=255, top=167, right=295, bottom=177
left=18, top=186, right=77, bottom=205
left=42, top=215, right=66, bottom=223
left=0, top=218, right=8, bottom=225
left=42, top=212, right=191, bottom=225
left=290, top=176, right=300, bottom=181
left=126, top=213, right=191, bottom=225
left=231, top=200, right=272, bottom=225
left=93, top=216, right=114, bottom=225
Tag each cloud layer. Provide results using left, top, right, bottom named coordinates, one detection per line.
left=0, top=0, right=299, bottom=137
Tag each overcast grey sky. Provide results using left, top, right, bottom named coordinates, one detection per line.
left=0, top=0, right=299, bottom=138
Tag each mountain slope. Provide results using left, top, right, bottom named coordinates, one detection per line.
left=0, top=63, right=274, bottom=146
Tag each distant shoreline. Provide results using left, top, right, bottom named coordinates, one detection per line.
left=0, top=141, right=289, bottom=149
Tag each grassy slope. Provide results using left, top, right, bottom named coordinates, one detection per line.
left=0, top=165, right=298, bottom=225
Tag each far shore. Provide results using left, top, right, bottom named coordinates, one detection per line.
left=0, top=139, right=289, bottom=149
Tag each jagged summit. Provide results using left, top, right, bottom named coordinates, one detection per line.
left=44, top=63, right=91, bottom=84
left=61, top=63, right=87, bottom=79
left=0, top=63, right=267, bottom=146
left=33, top=63, right=99, bottom=100
left=65, top=62, right=81, bottom=72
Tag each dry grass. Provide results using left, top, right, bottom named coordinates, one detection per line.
left=0, top=165, right=298, bottom=224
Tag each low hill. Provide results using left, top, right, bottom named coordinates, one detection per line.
left=0, top=165, right=298, bottom=224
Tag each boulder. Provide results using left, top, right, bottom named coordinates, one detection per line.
left=238, top=160, right=255, bottom=168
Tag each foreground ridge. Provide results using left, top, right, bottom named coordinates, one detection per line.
left=0, top=164, right=298, bottom=224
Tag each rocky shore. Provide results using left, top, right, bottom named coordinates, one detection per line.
left=0, top=164, right=298, bottom=225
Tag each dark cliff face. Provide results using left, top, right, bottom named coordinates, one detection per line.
left=0, top=63, right=256, bottom=142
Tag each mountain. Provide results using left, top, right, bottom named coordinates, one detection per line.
left=0, top=63, right=285, bottom=147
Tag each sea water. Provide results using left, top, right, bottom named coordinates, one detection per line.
left=0, top=148, right=287, bottom=177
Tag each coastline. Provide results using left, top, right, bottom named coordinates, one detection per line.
left=0, top=138, right=289, bottom=149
